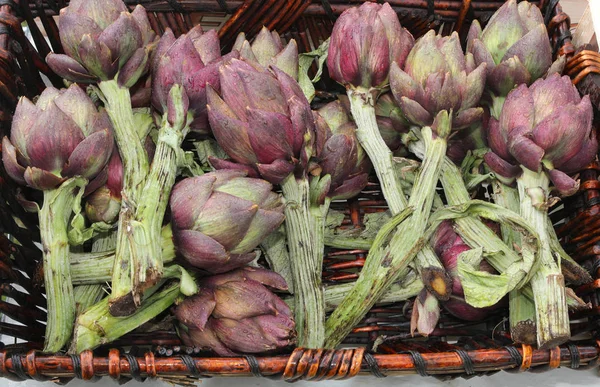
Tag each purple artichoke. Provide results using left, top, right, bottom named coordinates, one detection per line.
left=390, top=30, right=487, bottom=131
left=327, top=2, right=414, bottom=90
left=484, top=74, right=596, bottom=196
left=174, top=267, right=295, bottom=356
left=312, top=100, right=371, bottom=202
left=232, top=27, right=298, bottom=80
left=432, top=220, right=503, bottom=321
left=169, top=170, right=285, bottom=274
left=85, top=136, right=154, bottom=223
left=374, top=93, right=410, bottom=154
left=152, top=26, right=235, bottom=134
left=467, top=0, right=552, bottom=97
left=2, top=85, right=114, bottom=190
left=46, top=0, right=156, bottom=85
left=207, top=58, right=315, bottom=184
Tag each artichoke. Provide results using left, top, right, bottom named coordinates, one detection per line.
left=432, top=221, right=502, bottom=321
left=2, top=85, right=114, bottom=190
left=152, top=26, right=236, bottom=134
left=327, top=2, right=414, bottom=91
left=484, top=74, right=596, bottom=196
left=312, top=100, right=371, bottom=202
left=174, top=267, right=295, bottom=356
left=467, top=0, right=552, bottom=98
left=390, top=30, right=487, bottom=130
left=46, top=0, right=156, bottom=86
left=232, top=27, right=298, bottom=80
left=374, top=93, right=409, bottom=154
left=169, top=170, right=285, bottom=274
left=207, top=58, right=315, bottom=184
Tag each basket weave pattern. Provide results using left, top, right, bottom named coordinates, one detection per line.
left=0, top=0, right=599, bottom=383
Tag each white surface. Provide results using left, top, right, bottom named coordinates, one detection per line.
left=4, top=367, right=600, bottom=386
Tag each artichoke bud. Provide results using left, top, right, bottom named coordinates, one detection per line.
left=467, top=0, right=552, bottom=97
left=174, top=268, right=295, bottom=356
left=47, top=1, right=156, bottom=83
left=207, top=59, right=315, bottom=184
left=328, top=2, right=414, bottom=91
left=390, top=31, right=486, bottom=131
left=233, top=27, right=299, bottom=80
left=484, top=74, right=596, bottom=196
left=2, top=85, right=114, bottom=191
left=169, top=171, right=285, bottom=273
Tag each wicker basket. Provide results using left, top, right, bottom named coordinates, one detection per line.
left=0, top=0, right=600, bottom=383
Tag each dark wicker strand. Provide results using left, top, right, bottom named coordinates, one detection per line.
left=363, top=352, right=386, bottom=378
left=504, top=346, right=523, bottom=368
left=407, top=351, right=428, bottom=377
left=123, top=353, right=144, bottom=382
left=70, top=354, right=83, bottom=380
left=243, top=355, right=263, bottom=378
left=10, top=353, right=29, bottom=380
left=454, top=349, right=475, bottom=375
left=568, top=344, right=581, bottom=369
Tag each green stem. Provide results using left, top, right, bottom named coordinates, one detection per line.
left=70, top=282, right=181, bottom=354
left=133, top=111, right=188, bottom=297
left=348, top=91, right=449, bottom=299
left=40, top=177, right=87, bottom=352
left=98, top=79, right=150, bottom=316
left=491, top=182, right=536, bottom=344
left=286, top=274, right=423, bottom=313
left=517, top=167, right=570, bottom=349
left=324, top=125, right=448, bottom=349
left=70, top=227, right=176, bottom=285
left=74, top=233, right=117, bottom=314
left=281, top=174, right=325, bottom=348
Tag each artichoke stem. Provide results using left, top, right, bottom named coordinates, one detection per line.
left=70, top=282, right=181, bottom=354
left=40, top=177, right=87, bottom=352
left=347, top=90, right=449, bottom=299
left=490, top=182, right=536, bottom=344
left=517, top=167, right=570, bottom=349
left=74, top=232, right=117, bottom=315
left=285, top=272, right=423, bottom=313
left=133, top=110, right=188, bottom=296
left=70, top=232, right=176, bottom=285
left=509, top=286, right=537, bottom=345
left=324, top=125, right=448, bottom=349
left=281, top=174, right=325, bottom=348
left=99, top=79, right=150, bottom=316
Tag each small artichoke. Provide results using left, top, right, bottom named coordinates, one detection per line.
left=374, top=93, right=410, bottom=154
left=169, top=170, right=285, bottom=274
left=152, top=26, right=235, bottom=134
left=47, top=0, right=156, bottom=85
left=327, top=2, right=414, bottom=91
left=3, top=85, right=114, bottom=190
left=484, top=74, right=596, bottom=195
left=432, top=220, right=501, bottom=321
left=85, top=136, right=154, bottom=223
left=232, top=27, right=298, bottom=80
left=174, top=267, right=295, bottom=356
left=467, top=0, right=552, bottom=97
left=207, top=58, right=315, bottom=184
left=312, top=100, right=371, bottom=202
left=390, top=30, right=487, bottom=131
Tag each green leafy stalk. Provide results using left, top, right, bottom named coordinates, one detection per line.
left=132, top=86, right=190, bottom=300
left=517, top=167, right=570, bottom=349
left=98, top=79, right=150, bottom=316
left=281, top=174, right=325, bottom=348
left=39, top=177, right=88, bottom=352
left=490, top=180, right=536, bottom=344
left=347, top=91, right=449, bottom=299
left=70, top=282, right=181, bottom=354
left=324, top=116, right=449, bottom=348
left=409, top=139, right=536, bottom=306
